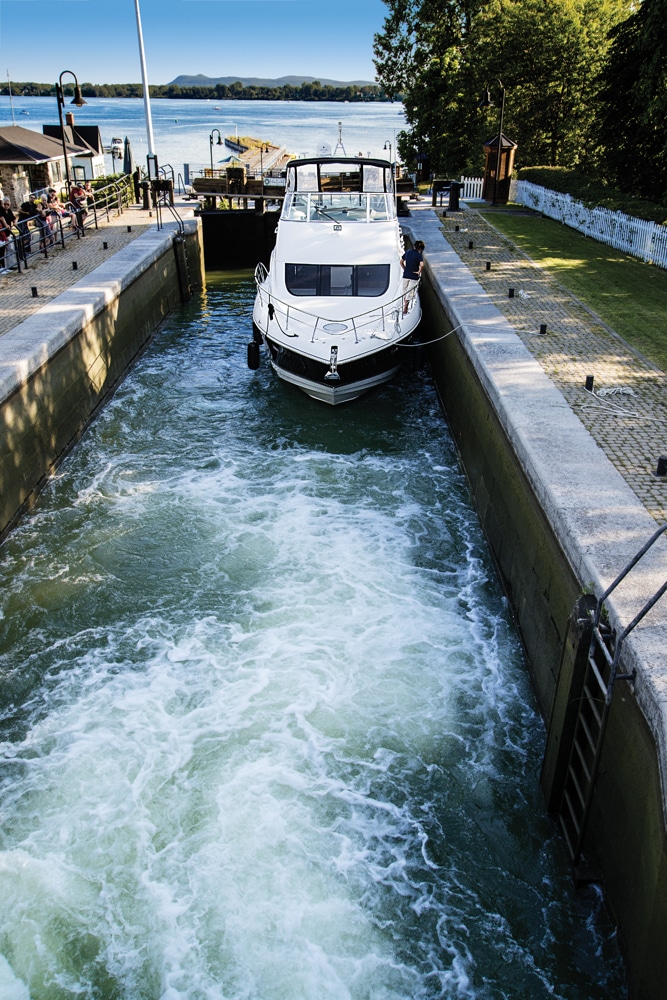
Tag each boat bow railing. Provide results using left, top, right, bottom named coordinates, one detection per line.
left=254, top=263, right=418, bottom=344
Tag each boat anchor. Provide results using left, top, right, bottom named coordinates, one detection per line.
left=324, top=345, right=341, bottom=382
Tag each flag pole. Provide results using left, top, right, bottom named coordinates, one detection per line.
left=134, top=0, right=156, bottom=158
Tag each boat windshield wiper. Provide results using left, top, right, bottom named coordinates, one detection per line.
left=312, top=204, right=340, bottom=224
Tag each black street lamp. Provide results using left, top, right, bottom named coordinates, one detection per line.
left=383, top=140, right=394, bottom=177
left=55, top=70, right=87, bottom=194
left=478, top=78, right=506, bottom=205
left=209, top=128, right=223, bottom=175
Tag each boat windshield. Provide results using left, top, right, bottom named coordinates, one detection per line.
left=282, top=192, right=395, bottom=222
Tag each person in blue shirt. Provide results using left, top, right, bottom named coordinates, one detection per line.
left=401, top=239, right=425, bottom=314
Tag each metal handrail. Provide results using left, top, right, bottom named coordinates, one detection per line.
left=1, top=175, right=135, bottom=275
left=154, top=189, right=185, bottom=235
left=254, top=262, right=419, bottom=340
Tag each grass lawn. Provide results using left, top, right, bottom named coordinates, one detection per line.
left=479, top=208, right=667, bottom=371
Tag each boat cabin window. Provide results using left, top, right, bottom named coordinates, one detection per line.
left=319, top=163, right=361, bottom=192
left=285, top=264, right=390, bottom=297
left=363, top=165, right=386, bottom=192
left=295, top=163, right=318, bottom=191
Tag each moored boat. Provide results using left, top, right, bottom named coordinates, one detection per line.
left=251, top=154, right=422, bottom=405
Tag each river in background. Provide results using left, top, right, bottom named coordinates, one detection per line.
left=0, top=97, right=407, bottom=180
left=0, top=273, right=626, bottom=998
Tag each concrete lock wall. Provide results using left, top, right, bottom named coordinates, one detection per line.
left=0, top=220, right=204, bottom=540
left=419, top=272, right=667, bottom=999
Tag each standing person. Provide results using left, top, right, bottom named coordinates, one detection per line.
left=400, top=239, right=425, bottom=315
left=0, top=217, right=9, bottom=272
left=69, top=183, right=88, bottom=232
left=36, top=197, right=53, bottom=249
left=17, top=199, right=38, bottom=260
left=0, top=197, right=17, bottom=270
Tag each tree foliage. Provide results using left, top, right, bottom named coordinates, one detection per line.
left=374, top=0, right=630, bottom=176
left=1, top=81, right=386, bottom=103
left=596, top=0, right=667, bottom=202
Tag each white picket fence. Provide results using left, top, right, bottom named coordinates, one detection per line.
left=460, top=176, right=485, bottom=200
left=513, top=180, right=667, bottom=270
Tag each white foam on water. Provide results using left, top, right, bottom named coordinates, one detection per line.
left=0, top=955, right=30, bottom=999
left=0, top=457, right=504, bottom=997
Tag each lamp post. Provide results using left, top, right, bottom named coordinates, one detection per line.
left=209, top=129, right=222, bottom=175
left=478, top=78, right=506, bottom=205
left=55, top=70, right=87, bottom=194
left=383, top=140, right=393, bottom=175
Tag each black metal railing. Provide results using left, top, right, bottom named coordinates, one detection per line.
left=1, top=175, right=136, bottom=275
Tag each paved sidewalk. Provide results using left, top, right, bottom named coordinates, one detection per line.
left=0, top=201, right=159, bottom=338
left=425, top=202, right=667, bottom=524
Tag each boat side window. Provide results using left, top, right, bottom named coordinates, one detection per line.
left=362, top=165, right=384, bottom=192
left=285, top=264, right=390, bottom=297
left=285, top=264, right=319, bottom=295
left=357, top=265, right=390, bottom=295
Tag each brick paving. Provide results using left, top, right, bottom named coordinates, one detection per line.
left=438, top=206, right=667, bottom=524
left=0, top=201, right=156, bottom=337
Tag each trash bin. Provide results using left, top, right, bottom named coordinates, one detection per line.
left=448, top=181, right=462, bottom=212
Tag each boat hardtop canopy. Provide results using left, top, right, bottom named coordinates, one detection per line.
left=285, top=156, right=394, bottom=194
left=287, top=156, right=392, bottom=168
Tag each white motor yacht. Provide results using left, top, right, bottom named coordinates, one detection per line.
left=251, top=155, right=422, bottom=405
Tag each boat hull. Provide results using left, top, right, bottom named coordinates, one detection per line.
left=259, top=330, right=409, bottom=405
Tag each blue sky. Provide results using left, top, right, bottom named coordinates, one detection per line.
left=0, top=0, right=387, bottom=85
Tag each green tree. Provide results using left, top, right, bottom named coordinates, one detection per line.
left=374, top=0, right=629, bottom=176
left=596, top=0, right=667, bottom=203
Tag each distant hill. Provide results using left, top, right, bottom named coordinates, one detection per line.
left=168, top=74, right=377, bottom=89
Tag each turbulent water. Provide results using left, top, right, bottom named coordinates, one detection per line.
left=0, top=276, right=626, bottom=999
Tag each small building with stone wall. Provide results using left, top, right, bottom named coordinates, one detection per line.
left=0, top=125, right=89, bottom=204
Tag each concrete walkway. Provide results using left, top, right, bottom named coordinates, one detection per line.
left=413, top=200, right=667, bottom=525
left=0, top=200, right=161, bottom=338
